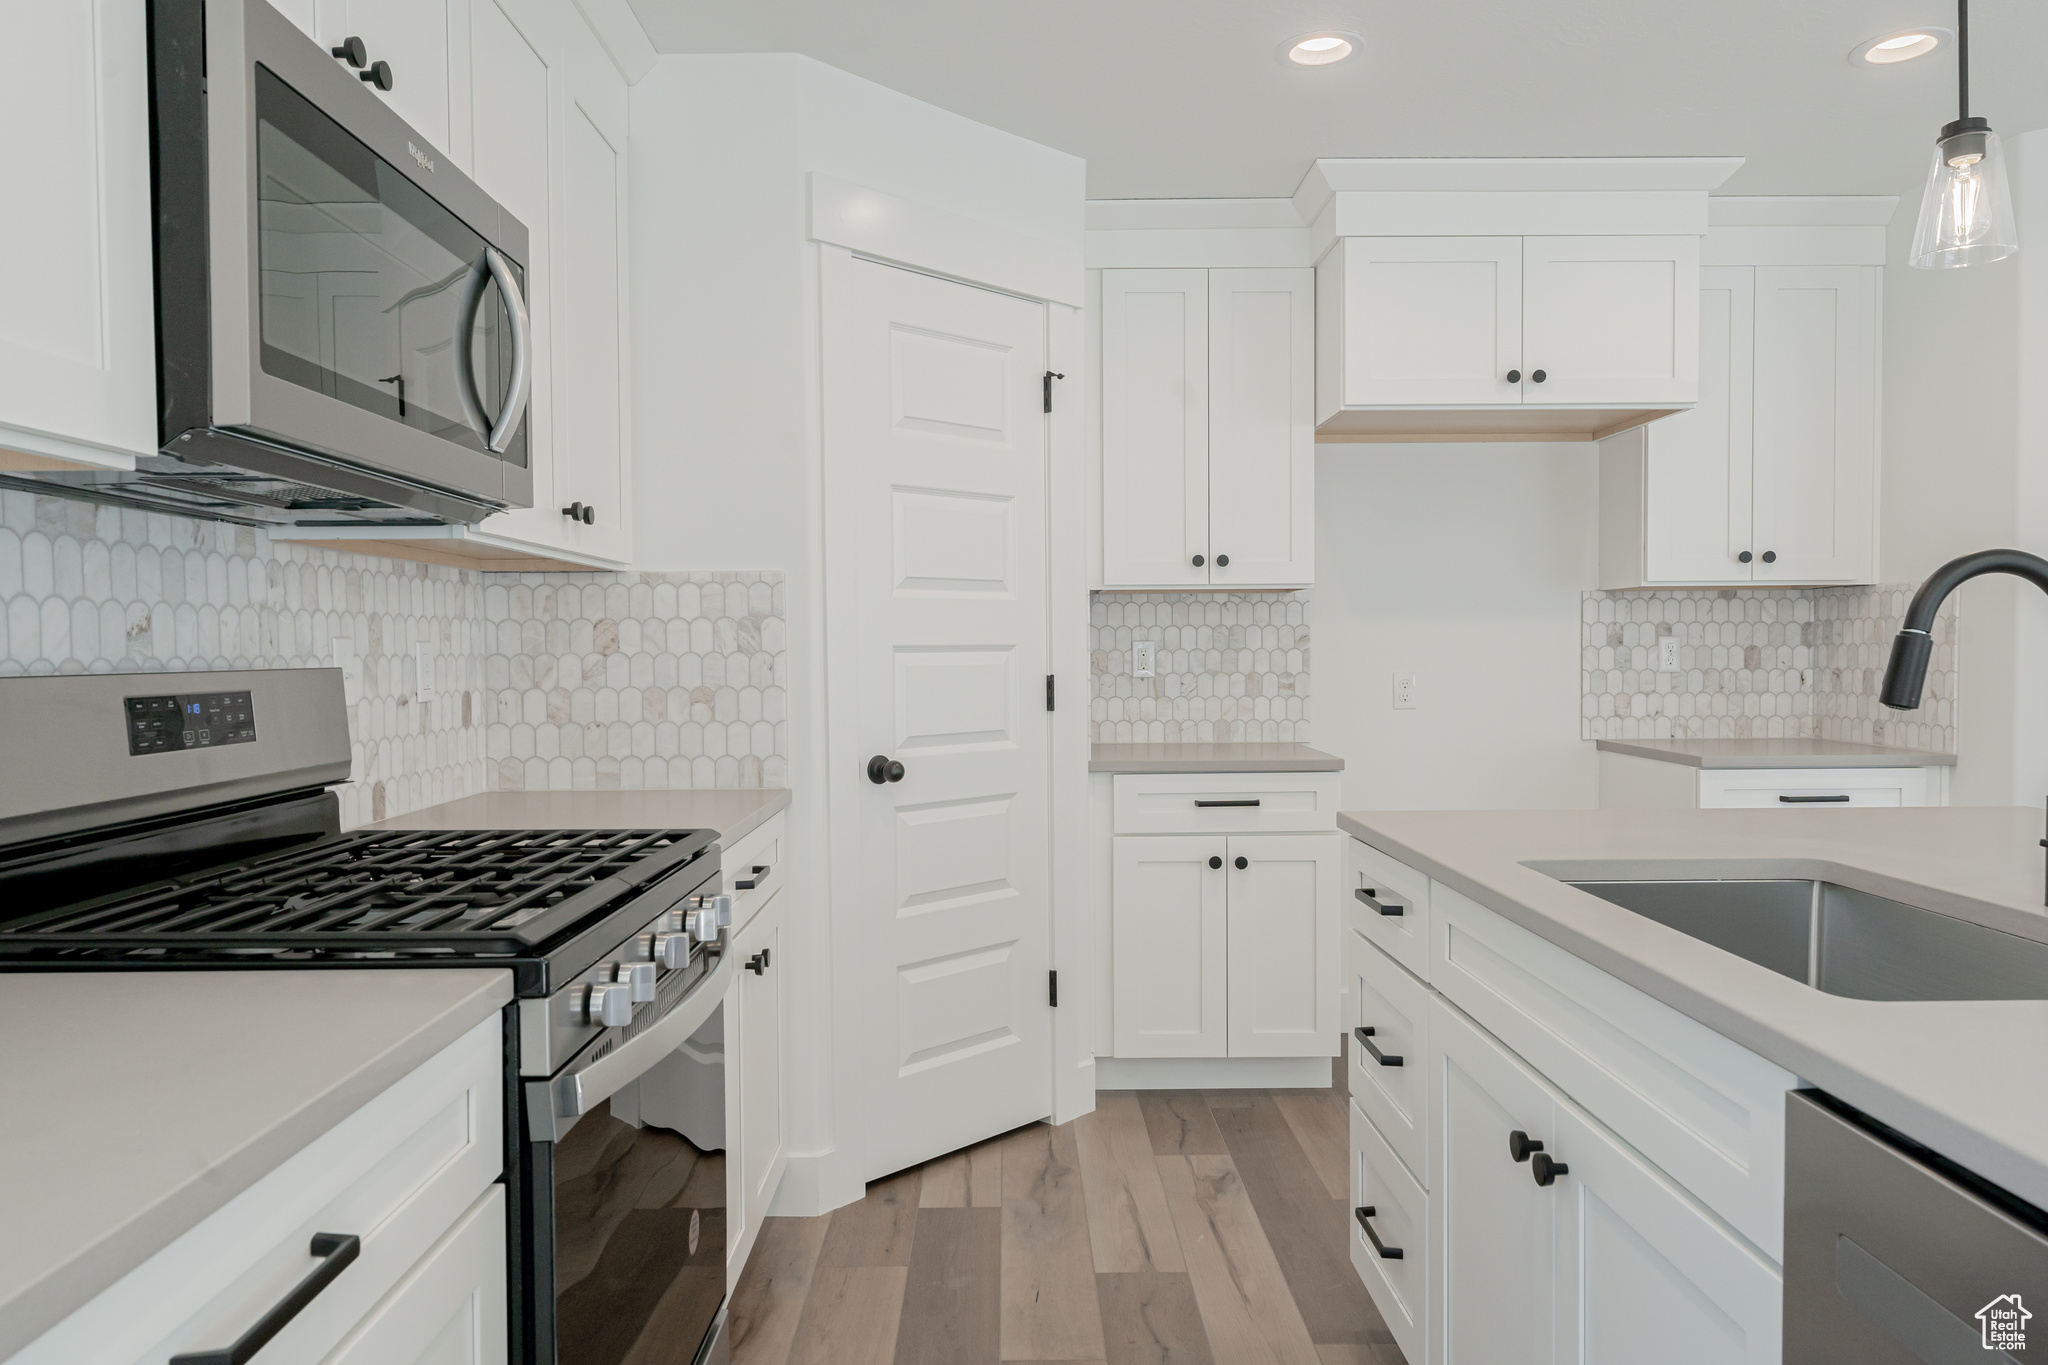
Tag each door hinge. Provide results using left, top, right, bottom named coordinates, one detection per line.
left=1046, top=673, right=1055, bottom=711
left=1049, top=969, right=1058, bottom=1007
left=1043, top=370, right=1064, bottom=413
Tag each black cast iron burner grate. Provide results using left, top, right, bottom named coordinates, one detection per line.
left=0, top=827, right=711, bottom=958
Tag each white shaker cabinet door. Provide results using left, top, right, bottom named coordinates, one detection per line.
left=1101, top=270, right=1211, bottom=587
left=1112, top=835, right=1228, bottom=1057
left=318, top=0, right=453, bottom=154
left=1643, top=267, right=1754, bottom=584
left=0, top=0, right=156, bottom=465
left=1224, top=832, right=1339, bottom=1058
left=1749, top=265, right=1878, bottom=585
left=322, top=1187, right=508, bottom=1365
left=1523, top=236, right=1698, bottom=407
left=1432, top=998, right=1557, bottom=1365
left=1550, top=1098, right=1782, bottom=1365
left=1207, top=268, right=1315, bottom=588
left=730, top=887, right=788, bottom=1275
left=1333, top=237, right=1524, bottom=407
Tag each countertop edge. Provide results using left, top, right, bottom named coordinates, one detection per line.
left=711, top=788, right=791, bottom=844
left=1594, top=738, right=1960, bottom=769
left=1333, top=811, right=2048, bottom=1215
left=0, top=971, right=514, bottom=1360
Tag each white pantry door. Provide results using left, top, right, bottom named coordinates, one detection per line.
left=830, top=257, right=1054, bottom=1180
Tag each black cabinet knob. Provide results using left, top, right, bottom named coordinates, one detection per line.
left=866, top=755, right=905, bottom=784
left=1506, top=369, right=1521, bottom=384
left=1531, top=369, right=1547, bottom=383
left=1234, top=855, right=1248, bottom=870
left=562, top=501, right=595, bottom=524
left=1738, top=551, right=1752, bottom=564
left=745, top=952, right=765, bottom=976
left=1208, top=855, right=1223, bottom=869
left=1216, top=554, right=1229, bottom=567
left=331, top=36, right=367, bottom=67
left=1531, top=1152, right=1569, bottom=1186
left=1761, top=550, right=1776, bottom=564
left=1192, top=554, right=1205, bottom=567
left=361, top=60, right=393, bottom=91
left=1508, top=1129, right=1544, bottom=1163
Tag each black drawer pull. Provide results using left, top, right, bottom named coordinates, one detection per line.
left=1355, top=1025, right=1402, bottom=1066
left=1779, top=794, right=1851, bottom=803
left=170, top=1233, right=360, bottom=1364
left=1355, top=1206, right=1403, bottom=1259
left=1195, top=799, right=1261, bottom=807
left=734, top=863, right=772, bottom=890
left=1355, top=887, right=1404, bottom=917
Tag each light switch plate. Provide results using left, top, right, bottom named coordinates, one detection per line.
left=331, top=637, right=362, bottom=707
left=1658, top=635, right=1682, bottom=671
left=1133, top=640, right=1156, bottom=679
left=1393, top=673, right=1417, bottom=709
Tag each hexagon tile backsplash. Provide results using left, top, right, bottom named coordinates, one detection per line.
left=1091, top=592, right=1310, bottom=744
left=1582, top=584, right=1959, bottom=753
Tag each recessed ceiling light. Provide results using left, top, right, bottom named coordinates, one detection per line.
left=1849, top=27, right=1951, bottom=65
left=1279, top=31, right=1362, bottom=66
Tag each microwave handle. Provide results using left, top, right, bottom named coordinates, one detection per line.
left=480, top=245, right=531, bottom=454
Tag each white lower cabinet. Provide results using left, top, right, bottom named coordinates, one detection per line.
left=1350, top=1099, right=1429, bottom=1365
left=321, top=1187, right=507, bottom=1365
left=727, top=885, right=789, bottom=1278
left=1597, top=751, right=1941, bottom=812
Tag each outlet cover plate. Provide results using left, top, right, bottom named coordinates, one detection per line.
left=1393, top=673, right=1417, bottom=710
left=1133, top=640, right=1156, bottom=679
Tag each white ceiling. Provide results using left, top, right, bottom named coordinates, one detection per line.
left=623, top=0, right=2048, bottom=204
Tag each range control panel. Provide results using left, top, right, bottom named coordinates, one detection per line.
left=125, top=691, right=257, bottom=756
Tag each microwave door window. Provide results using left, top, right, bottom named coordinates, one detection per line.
left=252, top=65, right=525, bottom=467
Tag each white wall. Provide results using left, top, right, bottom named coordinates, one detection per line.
left=1314, top=442, right=1601, bottom=810
left=628, top=54, right=1083, bottom=1215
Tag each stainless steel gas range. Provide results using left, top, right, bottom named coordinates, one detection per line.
left=0, top=668, right=734, bottom=1365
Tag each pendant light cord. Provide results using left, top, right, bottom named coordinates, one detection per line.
left=1958, top=0, right=1970, bottom=121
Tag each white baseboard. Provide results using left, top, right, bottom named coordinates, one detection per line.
left=765, top=1148, right=866, bottom=1218
left=1094, top=1055, right=1333, bottom=1090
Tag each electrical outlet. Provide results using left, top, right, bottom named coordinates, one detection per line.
left=330, top=638, right=362, bottom=706
left=1658, top=635, right=1682, bottom=671
left=1393, top=673, right=1418, bottom=710
left=1133, top=640, right=1156, bottom=679
left=414, top=643, right=435, bottom=705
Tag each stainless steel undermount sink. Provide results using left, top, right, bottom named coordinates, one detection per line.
left=1563, top=878, right=2048, bottom=1001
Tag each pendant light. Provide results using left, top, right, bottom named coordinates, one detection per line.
left=1909, top=0, right=2017, bottom=268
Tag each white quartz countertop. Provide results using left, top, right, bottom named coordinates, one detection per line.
left=1337, top=806, right=2048, bottom=1213
left=1595, top=737, right=1958, bottom=768
left=1090, top=743, right=1345, bottom=773
left=0, top=969, right=512, bottom=1360
left=372, top=787, right=790, bottom=844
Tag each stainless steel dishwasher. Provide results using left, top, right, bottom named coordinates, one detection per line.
left=1786, top=1089, right=2048, bottom=1362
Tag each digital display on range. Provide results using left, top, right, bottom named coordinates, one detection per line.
left=125, top=692, right=257, bottom=756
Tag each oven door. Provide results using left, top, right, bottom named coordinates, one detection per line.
left=193, top=0, right=533, bottom=509
left=526, top=962, right=731, bottom=1365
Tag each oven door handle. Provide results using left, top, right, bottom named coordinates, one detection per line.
left=479, top=245, right=530, bottom=454
left=527, top=949, right=733, bottom=1142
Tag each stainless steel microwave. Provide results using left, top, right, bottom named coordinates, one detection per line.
left=24, top=0, right=533, bottom=527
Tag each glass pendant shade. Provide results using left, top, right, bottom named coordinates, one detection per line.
left=1910, top=120, right=2018, bottom=268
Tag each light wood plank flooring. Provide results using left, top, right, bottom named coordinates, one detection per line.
left=729, top=1061, right=1406, bottom=1365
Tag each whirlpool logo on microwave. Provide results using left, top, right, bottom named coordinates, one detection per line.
left=1979, top=1294, right=2030, bottom=1351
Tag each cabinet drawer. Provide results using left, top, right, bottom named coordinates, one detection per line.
left=1429, top=881, right=1793, bottom=1261
left=1698, top=767, right=1928, bottom=809
left=1346, top=837, right=1431, bottom=979
left=1350, top=1099, right=1427, bottom=1365
left=722, top=811, right=786, bottom=933
left=322, top=1186, right=507, bottom=1365
left=1112, top=771, right=1341, bottom=834
left=16, top=1015, right=503, bottom=1365
left=1347, top=933, right=1429, bottom=1187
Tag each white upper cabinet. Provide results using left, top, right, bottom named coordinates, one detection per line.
left=1325, top=237, right=1522, bottom=407
left=1522, top=236, right=1698, bottom=407
left=0, top=1, right=156, bottom=468
left=317, top=0, right=454, bottom=155
left=1601, top=261, right=1879, bottom=587
left=1099, top=267, right=1314, bottom=589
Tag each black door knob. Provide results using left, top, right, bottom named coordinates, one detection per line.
left=1531, top=1152, right=1570, bottom=1186
left=1192, top=554, right=1205, bottom=567
left=1761, top=551, right=1776, bottom=564
left=1738, top=551, right=1753, bottom=564
left=1506, top=369, right=1521, bottom=383
left=361, top=60, right=393, bottom=91
left=331, top=35, right=367, bottom=67
left=1208, top=856, right=1223, bottom=869
left=1508, top=1130, right=1544, bottom=1163
left=1531, top=369, right=1547, bottom=383
left=866, top=755, right=905, bottom=784
left=1215, top=554, right=1229, bottom=567
left=1234, top=855, right=1248, bottom=870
